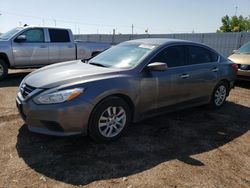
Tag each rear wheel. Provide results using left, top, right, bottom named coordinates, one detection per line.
left=210, top=81, right=228, bottom=108
left=89, top=97, right=131, bottom=142
left=0, top=59, right=8, bottom=81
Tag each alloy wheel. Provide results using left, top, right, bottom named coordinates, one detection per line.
left=214, top=85, right=227, bottom=106
left=98, top=106, right=126, bottom=138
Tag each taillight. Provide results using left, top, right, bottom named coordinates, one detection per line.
left=231, top=64, right=238, bottom=73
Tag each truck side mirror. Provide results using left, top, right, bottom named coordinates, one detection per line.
left=15, top=35, right=27, bottom=43
left=232, top=49, right=238, bottom=54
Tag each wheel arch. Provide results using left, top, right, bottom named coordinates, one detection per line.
left=92, top=93, right=135, bottom=119
left=215, top=79, right=230, bottom=96
left=88, top=93, right=135, bottom=129
left=0, top=53, right=10, bottom=68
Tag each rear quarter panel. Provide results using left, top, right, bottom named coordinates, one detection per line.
left=216, top=59, right=236, bottom=89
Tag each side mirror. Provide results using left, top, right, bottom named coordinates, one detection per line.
left=146, top=62, right=168, bottom=71
left=232, top=49, right=238, bottom=54
left=15, top=35, right=26, bottom=43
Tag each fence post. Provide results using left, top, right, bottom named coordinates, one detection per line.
left=201, top=33, right=204, bottom=43
left=238, top=32, right=243, bottom=48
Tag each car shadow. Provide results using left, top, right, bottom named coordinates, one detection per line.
left=16, top=102, right=250, bottom=186
left=0, top=71, right=31, bottom=88
left=235, top=80, right=250, bottom=89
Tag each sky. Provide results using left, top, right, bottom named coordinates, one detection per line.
left=0, top=0, right=250, bottom=34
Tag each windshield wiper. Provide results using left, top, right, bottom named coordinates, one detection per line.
left=88, top=62, right=107, bottom=67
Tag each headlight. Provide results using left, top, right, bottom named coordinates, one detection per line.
left=34, top=88, right=84, bottom=104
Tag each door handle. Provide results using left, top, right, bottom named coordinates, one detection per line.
left=180, top=74, right=190, bottom=79
left=40, top=45, right=47, bottom=48
left=211, top=67, right=219, bottom=72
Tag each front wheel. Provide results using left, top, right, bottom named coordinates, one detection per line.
left=88, top=97, right=131, bottom=142
left=210, top=81, right=229, bottom=108
left=0, top=59, right=8, bottom=81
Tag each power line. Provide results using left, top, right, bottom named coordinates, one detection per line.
left=0, top=10, right=133, bottom=29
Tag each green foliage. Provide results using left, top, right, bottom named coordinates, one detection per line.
left=218, top=15, right=250, bottom=32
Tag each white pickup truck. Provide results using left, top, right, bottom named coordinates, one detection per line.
left=0, top=26, right=111, bottom=80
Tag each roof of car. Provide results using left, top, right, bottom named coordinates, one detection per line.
left=126, top=38, right=199, bottom=46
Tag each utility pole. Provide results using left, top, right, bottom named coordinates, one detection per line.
left=132, top=24, right=134, bottom=35
left=75, top=25, right=77, bottom=34
left=54, top=19, right=57, bottom=27
left=112, top=29, right=116, bottom=44
left=235, top=6, right=238, bottom=16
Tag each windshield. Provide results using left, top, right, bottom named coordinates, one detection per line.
left=88, top=43, right=157, bottom=69
left=0, top=27, right=23, bottom=40
left=238, top=42, right=250, bottom=54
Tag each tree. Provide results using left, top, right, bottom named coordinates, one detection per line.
left=218, top=15, right=250, bottom=32
left=219, top=15, right=231, bottom=32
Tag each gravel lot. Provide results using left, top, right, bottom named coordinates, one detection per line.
left=0, top=70, right=249, bottom=188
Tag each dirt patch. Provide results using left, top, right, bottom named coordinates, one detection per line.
left=0, top=71, right=249, bottom=188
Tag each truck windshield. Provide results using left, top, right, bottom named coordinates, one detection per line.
left=0, top=27, right=23, bottom=40
left=88, top=43, right=157, bottom=69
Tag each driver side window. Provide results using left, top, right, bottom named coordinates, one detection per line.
left=20, top=29, right=44, bottom=43
left=151, top=45, right=186, bottom=68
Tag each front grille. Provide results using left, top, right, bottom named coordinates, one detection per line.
left=20, top=84, right=36, bottom=98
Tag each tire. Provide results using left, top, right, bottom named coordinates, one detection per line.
left=88, top=97, right=131, bottom=143
left=0, top=59, right=8, bottom=81
left=210, top=81, right=229, bottom=109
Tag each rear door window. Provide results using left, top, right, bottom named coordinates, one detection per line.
left=151, top=45, right=186, bottom=68
left=48, top=29, right=70, bottom=42
left=186, top=45, right=218, bottom=65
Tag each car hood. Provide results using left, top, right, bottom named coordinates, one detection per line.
left=0, top=40, right=10, bottom=48
left=24, top=60, right=120, bottom=88
left=228, top=53, right=250, bottom=65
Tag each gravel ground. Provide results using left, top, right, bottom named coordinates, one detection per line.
left=0, top=70, right=249, bottom=188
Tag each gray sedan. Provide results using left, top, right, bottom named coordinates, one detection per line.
left=16, top=39, right=237, bottom=142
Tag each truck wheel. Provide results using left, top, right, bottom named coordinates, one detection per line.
left=0, top=59, right=8, bottom=81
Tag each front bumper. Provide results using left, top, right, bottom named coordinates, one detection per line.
left=16, top=92, right=94, bottom=136
left=237, top=69, right=250, bottom=81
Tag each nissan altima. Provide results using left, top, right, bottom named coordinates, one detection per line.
left=16, top=39, right=237, bottom=142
